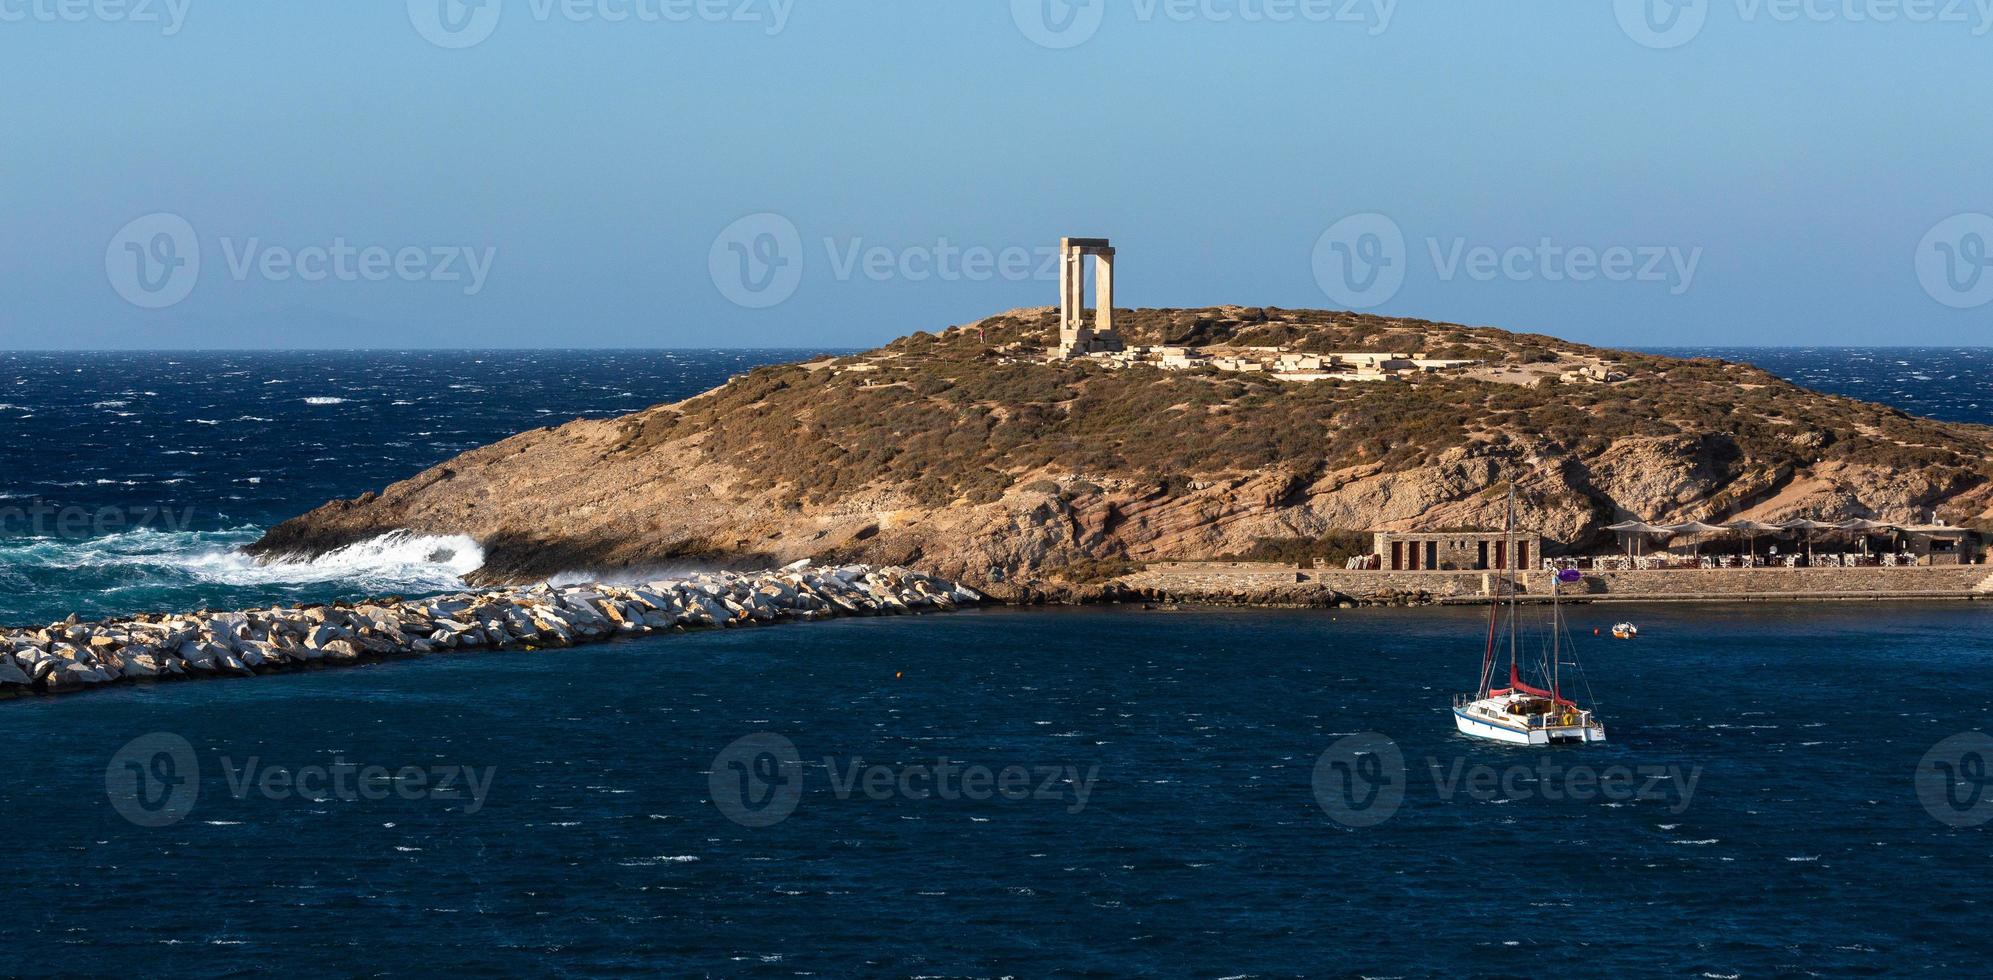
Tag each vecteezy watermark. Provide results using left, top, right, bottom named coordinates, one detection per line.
left=218, top=757, right=496, bottom=815
left=710, top=213, right=805, bottom=309
left=408, top=0, right=503, bottom=48
left=821, top=239, right=1064, bottom=285
left=708, top=213, right=1064, bottom=309
left=106, top=212, right=200, bottom=309
left=1311, top=732, right=1407, bottom=827
left=218, top=239, right=496, bottom=296
left=1011, top=0, right=1107, bottom=47
left=106, top=733, right=201, bottom=828
left=106, top=213, right=498, bottom=309
left=1312, top=733, right=1701, bottom=827
left=1312, top=213, right=1406, bottom=310
left=1615, top=0, right=1993, bottom=48
left=1613, top=0, right=1711, bottom=47
left=709, top=732, right=804, bottom=826
left=407, top=0, right=794, bottom=49
left=708, top=733, right=1101, bottom=827
left=1427, top=237, right=1702, bottom=296
left=0, top=502, right=196, bottom=538
left=1312, top=212, right=1703, bottom=310
left=1011, top=0, right=1395, bottom=49
left=1916, top=213, right=1993, bottom=310
left=1917, top=732, right=1993, bottom=828
left=0, top=0, right=191, bottom=35
left=106, top=733, right=497, bottom=827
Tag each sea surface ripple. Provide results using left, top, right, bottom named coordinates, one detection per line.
left=3, top=347, right=1992, bottom=975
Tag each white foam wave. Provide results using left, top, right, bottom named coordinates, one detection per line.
left=0, top=527, right=483, bottom=599
left=619, top=855, right=701, bottom=866
left=186, top=531, right=484, bottom=590
left=303, top=397, right=350, bottom=405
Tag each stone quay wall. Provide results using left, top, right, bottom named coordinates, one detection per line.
left=1124, top=562, right=1993, bottom=604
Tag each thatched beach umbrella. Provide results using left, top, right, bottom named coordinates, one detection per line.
left=1781, top=518, right=1837, bottom=561
left=1726, top=520, right=1784, bottom=565
left=1607, top=520, right=1669, bottom=557
left=1837, top=518, right=1898, bottom=559
left=1837, top=518, right=1895, bottom=530
left=1664, top=520, right=1728, bottom=560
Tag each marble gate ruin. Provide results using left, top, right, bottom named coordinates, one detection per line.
left=1058, top=237, right=1124, bottom=358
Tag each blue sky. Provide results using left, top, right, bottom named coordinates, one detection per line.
left=2, top=2, right=1989, bottom=350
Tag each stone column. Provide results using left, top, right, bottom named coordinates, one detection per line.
left=1061, top=243, right=1093, bottom=356
left=1058, top=240, right=1074, bottom=349
left=1094, top=248, right=1115, bottom=345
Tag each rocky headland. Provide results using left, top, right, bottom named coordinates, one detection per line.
left=0, top=564, right=980, bottom=699
left=248, top=307, right=1993, bottom=601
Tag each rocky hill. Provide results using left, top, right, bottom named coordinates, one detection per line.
left=249, top=307, right=1993, bottom=599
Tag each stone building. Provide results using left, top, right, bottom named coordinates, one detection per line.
left=1374, top=530, right=1544, bottom=571
left=1903, top=526, right=1981, bottom=565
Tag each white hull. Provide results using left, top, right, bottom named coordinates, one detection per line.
left=1452, top=704, right=1607, bottom=746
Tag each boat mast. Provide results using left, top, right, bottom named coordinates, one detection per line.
left=1506, top=484, right=1519, bottom=692
left=1480, top=571, right=1499, bottom=697
left=1551, top=548, right=1561, bottom=705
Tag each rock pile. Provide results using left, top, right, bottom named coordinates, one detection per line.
left=0, top=563, right=982, bottom=699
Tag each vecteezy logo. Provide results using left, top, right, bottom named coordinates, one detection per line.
left=1312, top=213, right=1406, bottom=310
left=1614, top=0, right=1708, bottom=49
left=409, top=0, right=504, bottom=49
left=106, top=733, right=201, bottom=828
left=1917, top=213, right=1993, bottom=310
left=1918, top=732, right=1993, bottom=828
left=1011, top=0, right=1105, bottom=49
left=709, top=212, right=804, bottom=309
left=710, top=733, right=804, bottom=828
left=106, top=213, right=200, bottom=309
left=1312, top=732, right=1406, bottom=828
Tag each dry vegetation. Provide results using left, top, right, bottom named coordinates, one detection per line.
left=609, top=307, right=1992, bottom=515
left=249, top=305, right=1993, bottom=592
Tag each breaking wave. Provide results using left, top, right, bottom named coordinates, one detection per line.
left=183, top=530, right=484, bottom=589
left=0, top=528, right=483, bottom=625
left=0, top=349, right=819, bottom=626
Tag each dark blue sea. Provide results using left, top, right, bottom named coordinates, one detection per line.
left=0, top=350, right=820, bottom=625
left=4, top=348, right=1993, bottom=977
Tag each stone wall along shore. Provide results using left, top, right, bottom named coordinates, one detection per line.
left=1123, top=562, right=1993, bottom=605
left=0, top=563, right=983, bottom=700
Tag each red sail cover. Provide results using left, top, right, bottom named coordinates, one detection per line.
left=1489, top=664, right=1575, bottom=707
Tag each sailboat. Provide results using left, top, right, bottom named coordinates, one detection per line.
left=1451, top=491, right=1607, bottom=746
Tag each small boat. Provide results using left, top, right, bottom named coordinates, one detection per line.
left=1453, top=491, right=1607, bottom=746
left=1612, top=623, right=1639, bottom=640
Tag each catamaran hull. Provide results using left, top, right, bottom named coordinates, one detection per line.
left=1453, top=708, right=1607, bottom=746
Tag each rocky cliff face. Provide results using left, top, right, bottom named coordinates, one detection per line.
left=249, top=307, right=1993, bottom=599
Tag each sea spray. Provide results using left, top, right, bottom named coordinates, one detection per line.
left=0, top=528, right=487, bottom=626
left=182, top=530, right=485, bottom=589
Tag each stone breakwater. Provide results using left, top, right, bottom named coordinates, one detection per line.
left=0, top=563, right=982, bottom=700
